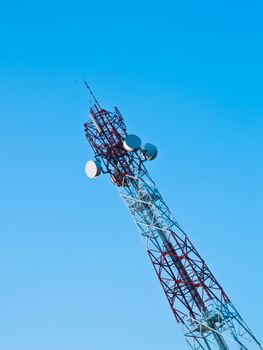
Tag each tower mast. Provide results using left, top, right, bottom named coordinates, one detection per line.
left=83, top=87, right=262, bottom=350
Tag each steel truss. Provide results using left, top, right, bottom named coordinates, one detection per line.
left=83, top=88, right=262, bottom=350
left=119, top=174, right=261, bottom=350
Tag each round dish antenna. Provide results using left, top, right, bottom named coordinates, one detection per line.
left=140, top=143, right=158, bottom=160
left=85, top=160, right=101, bottom=178
left=123, top=134, right=142, bottom=152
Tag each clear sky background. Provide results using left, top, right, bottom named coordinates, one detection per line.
left=0, top=1, right=262, bottom=350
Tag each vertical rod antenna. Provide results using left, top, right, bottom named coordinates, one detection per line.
left=84, top=81, right=101, bottom=109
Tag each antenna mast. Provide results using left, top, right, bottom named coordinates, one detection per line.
left=83, top=88, right=262, bottom=350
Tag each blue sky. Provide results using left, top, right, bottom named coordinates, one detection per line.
left=0, top=1, right=262, bottom=349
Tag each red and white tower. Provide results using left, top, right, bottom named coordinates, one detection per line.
left=83, top=84, right=262, bottom=350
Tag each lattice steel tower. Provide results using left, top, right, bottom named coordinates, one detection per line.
left=83, top=84, right=262, bottom=350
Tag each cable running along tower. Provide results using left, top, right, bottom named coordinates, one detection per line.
left=83, top=85, right=262, bottom=350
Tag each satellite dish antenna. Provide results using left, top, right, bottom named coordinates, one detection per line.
left=140, top=143, right=158, bottom=160
left=123, top=134, right=142, bottom=152
left=85, top=160, right=101, bottom=178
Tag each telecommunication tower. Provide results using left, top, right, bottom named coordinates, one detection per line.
left=83, top=84, right=262, bottom=350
